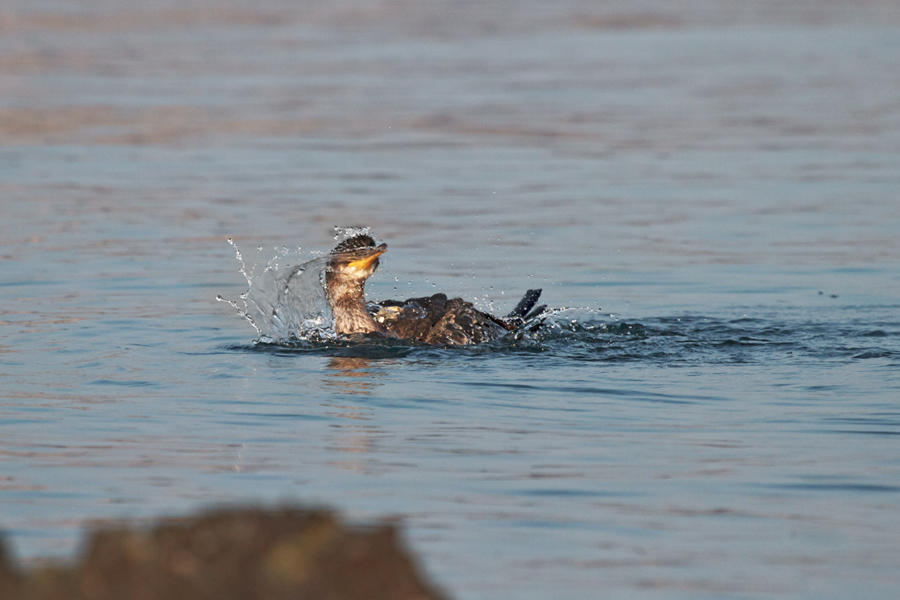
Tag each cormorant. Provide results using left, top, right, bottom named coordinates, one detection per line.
left=325, top=234, right=544, bottom=345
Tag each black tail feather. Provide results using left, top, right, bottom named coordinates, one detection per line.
left=507, top=289, right=542, bottom=319
left=523, top=304, right=547, bottom=321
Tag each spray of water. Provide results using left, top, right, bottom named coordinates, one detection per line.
left=332, top=225, right=372, bottom=244
left=217, top=239, right=336, bottom=344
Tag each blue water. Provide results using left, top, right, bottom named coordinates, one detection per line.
left=2, top=1, right=900, bottom=598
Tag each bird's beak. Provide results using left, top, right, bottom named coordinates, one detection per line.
left=347, top=243, right=387, bottom=270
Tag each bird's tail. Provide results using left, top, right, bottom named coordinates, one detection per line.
left=504, top=289, right=547, bottom=329
left=507, top=289, right=542, bottom=318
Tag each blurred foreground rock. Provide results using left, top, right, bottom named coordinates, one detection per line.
left=0, top=507, right=447, bottom=600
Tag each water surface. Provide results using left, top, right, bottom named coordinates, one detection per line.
left=2, top=1, right=900, bottom=598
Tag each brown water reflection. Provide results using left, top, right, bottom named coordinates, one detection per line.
left=323, top=357, right=382, bottom=397
left=322, top=357, right=384, bottom=473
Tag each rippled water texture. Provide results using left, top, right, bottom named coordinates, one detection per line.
left=2, top=1, right=900, bottom=598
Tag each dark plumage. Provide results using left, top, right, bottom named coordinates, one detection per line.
left=324, top=234, right=543, bottom=345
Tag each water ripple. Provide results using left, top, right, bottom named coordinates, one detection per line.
left=223, top=312, right=900, bottom=368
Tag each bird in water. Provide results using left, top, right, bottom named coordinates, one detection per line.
left=324, top=234, right=545, bottom=345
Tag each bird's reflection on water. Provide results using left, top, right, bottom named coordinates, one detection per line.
left=321, top=357, right=386, bottom=473
left=323, top=356, right=384, bottom=397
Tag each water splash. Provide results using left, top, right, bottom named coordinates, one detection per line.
left=332, top=225, right=372, bottom=244
left=217, top=239, right=336, bottom=344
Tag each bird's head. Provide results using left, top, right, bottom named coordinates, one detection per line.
left=326, top=234, right=388, bottom=291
